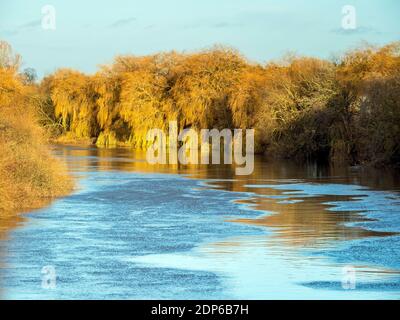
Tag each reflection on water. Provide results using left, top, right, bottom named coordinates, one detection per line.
left=0, top=216, right=25, bottom=241
left=0, top=144, right=399, bottom=299
left=56, top=145, right=400, bottom=247
left=55, top=144, right=400, bottom=188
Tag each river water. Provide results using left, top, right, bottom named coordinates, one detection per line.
left=0, top=145, right=399, bottom=299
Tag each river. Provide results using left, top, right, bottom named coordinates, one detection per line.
left=0, top=145, right=399, bottom=299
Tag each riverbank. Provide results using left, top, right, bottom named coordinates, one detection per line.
left=0, top=59, right=73, bottom=217
left=0, top=104, right=73, bottom=217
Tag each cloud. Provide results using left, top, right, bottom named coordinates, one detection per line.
left=183, top=9, right=293, bottom=30
left=331, top=26, right=381, bottom=36
left=109, top=17, right=136, bottom=28
left=184, top=19, right=244, bottom=30
left=2, top=19, right=41, bottom=36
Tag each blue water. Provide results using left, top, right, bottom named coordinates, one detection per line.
left=0, top=146, right=399, bottom=299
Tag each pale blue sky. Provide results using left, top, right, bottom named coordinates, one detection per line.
left=1, top=0, right=399, bottom=77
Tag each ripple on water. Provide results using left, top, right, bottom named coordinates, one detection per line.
left=0, top=146, right=399, bottom=299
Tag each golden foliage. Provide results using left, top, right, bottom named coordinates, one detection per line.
left=51, top=69, right=98, bottom=138
left=0, top=46, right=73, bottom=216
left=42, top=42, right=400, bottom=166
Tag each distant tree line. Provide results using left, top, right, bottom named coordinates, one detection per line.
left=4, top=40, right=400, bottom=167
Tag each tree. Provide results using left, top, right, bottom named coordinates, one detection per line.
left=21, top=67, right=38, bottom=84
left=0, top=40, right=21, bottom=70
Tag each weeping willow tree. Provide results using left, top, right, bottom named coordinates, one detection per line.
left=51, top=69, right=98, bottom=140
left=172, top=47, right=245, bottom=130
left=92, top=70, right=127, bottom=147
left=228, top=65, right=271, bottom=152
left=117, top=55, right=172, bottom=148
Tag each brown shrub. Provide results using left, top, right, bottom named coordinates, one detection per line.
left=0, top=66, right=73, bottom=216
